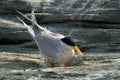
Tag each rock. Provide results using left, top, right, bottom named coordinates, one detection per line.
left=0, top=0, right=35, bottom=13
left=20, top=41, right=37, bottom=48
left=0, top=0, right=120, bottom=52
left=0, top=15, right=33, bottom=44
left=42, top=23, right=120, bottom=52
left=0, top=0, right=120, bottom=24
left=1, top=51, right=120, bottom=80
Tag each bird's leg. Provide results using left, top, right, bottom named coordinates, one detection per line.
left=47, top=59, right=53, bottom=67
left=63, top=64, right=68, bottom=67
left=60, top=63, right=68, bottom=67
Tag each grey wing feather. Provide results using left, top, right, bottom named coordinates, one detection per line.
left=31, top=10, right=37, bottom=24
left=17, top=16, right=42, bottom=53
left=17, top=17, right=35, bottom=37
left=17, top=11, right=65, bottom=60
left=17, top=11, right=44, bottom=31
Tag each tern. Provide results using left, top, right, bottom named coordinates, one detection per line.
left=17, top=11, right=83, bottom=67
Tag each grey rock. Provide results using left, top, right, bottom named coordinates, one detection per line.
left=0, top=15, right=33, bottom=44
left=0, top=0, right=120, bottom=24
left=0, top=0, right=120, bottom=52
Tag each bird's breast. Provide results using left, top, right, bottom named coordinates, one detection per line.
left=56, top=41, right=75, bottom=64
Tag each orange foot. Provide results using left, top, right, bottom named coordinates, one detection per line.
left=47, top=59, right=53, bottom=67
left=63, top=64, right=68, bottom=67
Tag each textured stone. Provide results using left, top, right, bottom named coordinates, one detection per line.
left=0, top=0, right=120, bottom=24
left=0, top=0, right=120, bottom=52
left=0, top=15, right=33, bottom=44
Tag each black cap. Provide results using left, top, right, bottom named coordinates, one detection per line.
left=61, top=37, right=76, bottom=46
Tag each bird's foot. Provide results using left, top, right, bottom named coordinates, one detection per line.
left=47, top=59, right=53, bottom=67
left=47, top=59, right=68, bottom=67
left=63, top=64, right=68, bottom=67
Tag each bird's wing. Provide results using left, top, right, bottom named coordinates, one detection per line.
left=17, top=17, right=35, bottom=37
left=17, top=11, right=44, bottom=31
left=34, top=32, right=64, bottom=58
left=17, top=11, right=72, bottom=63
left=31, top=10, right=37, bottom=26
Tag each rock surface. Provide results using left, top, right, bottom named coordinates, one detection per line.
left=0, top=0, right=120, bottom=52
left=0, top=1, right=120, bottom=79
left=1, top=0, right=120, bottom=24
left=0, top=45, right=120, bottom=80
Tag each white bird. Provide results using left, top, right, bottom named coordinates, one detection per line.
left=17, top=11, right=83, bottom=67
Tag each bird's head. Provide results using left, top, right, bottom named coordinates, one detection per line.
left=61, top=37, right=83, bottom=55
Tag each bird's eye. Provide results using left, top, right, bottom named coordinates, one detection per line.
left=61, top=37, right=76, bottom=46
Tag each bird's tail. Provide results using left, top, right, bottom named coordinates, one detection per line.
left=17, top=16, right=35, bottom=37
left=17, top=11, right=44, bottom=31
left=31, top=9, right=37, bottom=27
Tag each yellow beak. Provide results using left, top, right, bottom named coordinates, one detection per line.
left=71, top=46, right=83, bottom=55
